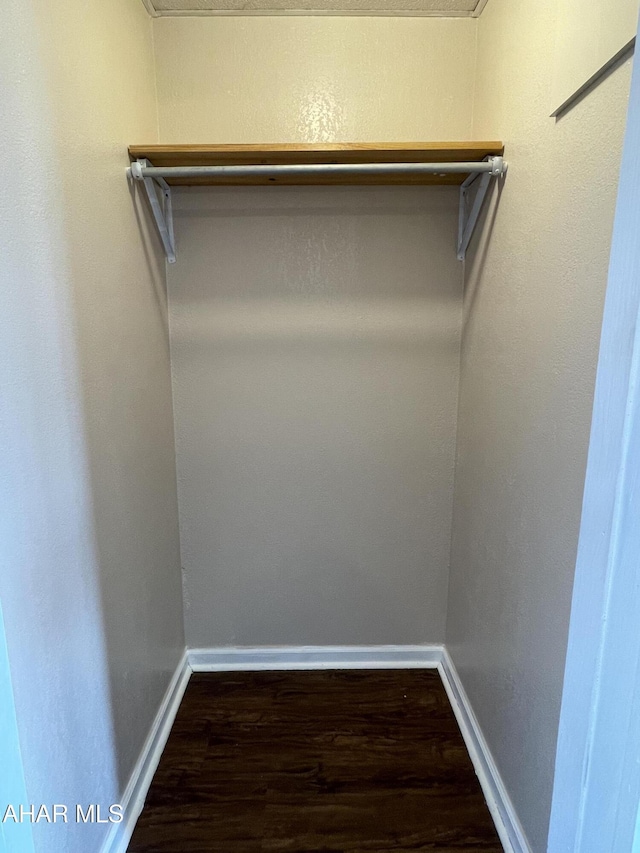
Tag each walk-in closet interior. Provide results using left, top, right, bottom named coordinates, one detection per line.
left=2, top=0, right=635, bottom=851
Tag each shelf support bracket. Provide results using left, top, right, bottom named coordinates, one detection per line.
left=129, top=159, right=176, bottom=264
left=128, top=153, right=506, bottom=265
left=457, top=155, right=506, bottom=261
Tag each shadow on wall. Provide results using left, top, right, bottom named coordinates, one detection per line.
left=167, top=185, right=464, bottom=649
left=26, top=0, right=187, bottom=827
left=52, top=130, right=183, bottom=805
left=2, top=2, right=185, bottom=851
left=461, top=178, right=504, bottom=330
left=0, top=8, right=120, bottom=849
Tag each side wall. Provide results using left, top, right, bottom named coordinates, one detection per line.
left=446, top=0, right=633, bottom=850
left=153, top=18, right=475, bottom=647
left=0, top=2, right=185, bottom=851
left=0, top=603, right=34, bottom=853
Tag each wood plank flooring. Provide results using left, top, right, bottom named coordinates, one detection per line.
left=128, top=670, right=502, bottom=852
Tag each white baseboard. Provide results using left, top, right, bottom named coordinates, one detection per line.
left=188, top=644, right=444, bottom=671
left=98, top=644, right=529, bottom=853
left=438, top=649, right=532, bottom=853
left=100, top=650, right=191, bottom=853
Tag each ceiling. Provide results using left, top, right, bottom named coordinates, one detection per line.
left=143, top=0, right=488, bottom=16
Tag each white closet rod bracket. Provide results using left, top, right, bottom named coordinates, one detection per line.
left=127, top=155, right=506, bottom=264
left=457, top=156, right=507, bottom=261
left=129, top=159, right=176, bottom=263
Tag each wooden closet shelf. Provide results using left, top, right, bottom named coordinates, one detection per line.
left=127, top=142, right=505, bottom=186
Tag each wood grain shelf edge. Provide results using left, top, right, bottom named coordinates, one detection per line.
left=127, top=141, right=505, bottom=186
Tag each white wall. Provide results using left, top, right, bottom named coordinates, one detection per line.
left=0, top=604, right=34, bottom=853
left=153, top=17, right=475, bottom=646
left=446, top=0, right=633, bottom=850
left=0, top=1, right=184, bottom=850
left=548, top=44, right=640, bottom=850
left=153, top=17, right=476, bottom=143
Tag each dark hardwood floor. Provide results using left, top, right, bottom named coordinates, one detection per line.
left=128, top=670, right=502, bottom=852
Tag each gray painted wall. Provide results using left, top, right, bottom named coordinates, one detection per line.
left=169, top=187, right=462, bottom=646
left=0, top=2, right=185, bottom=851
left=445, top=0, right=633, bottom=850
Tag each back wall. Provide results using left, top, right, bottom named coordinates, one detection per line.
left=153, top=16, right=476, bottom=645
left=170, top=185, right=462, bottom=646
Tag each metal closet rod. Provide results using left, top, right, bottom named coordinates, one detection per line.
left=129, top=155, right=506, bottom=181
left=128, top=155, right=507, bottom=264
